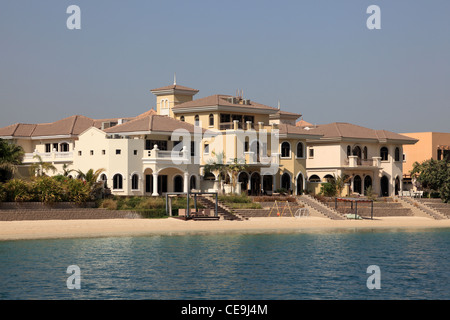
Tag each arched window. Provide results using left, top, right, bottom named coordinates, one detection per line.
left=395, top=147, right=400, bottom=162
left=363, top=146, right=368, bottom=160
left=131, top=174, right=139, bottom=190
left=190, top=175, right=196, bottom=190
left=296, top=142, right=304, bottom=158
left=281, top=173, right=291, bottom=191
left=60, top=143, right=70, bottom=152
left=281, top=142, right=290, bottom=158
left=113, top=174, right=123, bottom=190
left=309, top=175, right=321, bottom=183
left=194, top=115, right=200, bottom=126
left=100, top=174, right=108, bottom=188
left=347, top=145, right=351, bottom=157
left=380, top=147, right=389, bottom=161
left=209, top=114, right=214, bottom=127
left=180, top=116, right=185, bottom=122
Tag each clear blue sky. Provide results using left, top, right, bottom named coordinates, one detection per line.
left=1, top=0, right=449, bottom=133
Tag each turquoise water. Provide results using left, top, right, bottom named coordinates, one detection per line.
left=0, top=228, right=449, bottom=300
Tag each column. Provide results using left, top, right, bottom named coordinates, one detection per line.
left=152, top=173, right=159, bottom=196
left=183, top=172, right=189, bottom=193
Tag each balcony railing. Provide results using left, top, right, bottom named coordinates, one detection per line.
left=23, top=151, right=73, bottom=163
left=344, top=156, right=381, bottom=168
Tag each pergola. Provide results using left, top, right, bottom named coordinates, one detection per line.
left=165, top=190, right=219, bottom=219
left=335, top=197, right=374, bottom=220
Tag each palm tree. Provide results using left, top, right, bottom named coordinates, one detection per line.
left=228, top=157, right=248, bottom=194
left=75, top=168, right=106, bottom=199
left=0, top=139, right=24, bottom=181
left=204, top=151, right=228, bottom=194
left=29, top=155, right=57, bottom=177
left=76, top=168, right=105, bottom=187
left=62, top=163, right=74, bottom=177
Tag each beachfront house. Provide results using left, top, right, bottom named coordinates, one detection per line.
left=298, top=122, right=418, bottom=197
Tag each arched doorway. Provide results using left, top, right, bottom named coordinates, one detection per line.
left=281, top=173, right=291, bottom=192
left=381, top=176, right=389, bottom=197
left=352, top=146, right=362, bottom=162
left=262, top=175, right=273, bottom=194
left=238, top=172, right=249, bottom=192
left=174, top=175, right=183, bottom=193
left=353, top=175, right=362, bottom=194
left=364, top=176, right=372, bottom=195
left=296, top=173, right=304, bottom=195
left=395, top=176, right=401, bottom=196
left=250, top=172, right=261, bottom=196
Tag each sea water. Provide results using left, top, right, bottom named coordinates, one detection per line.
left=0, top=228, right=449, bottom=300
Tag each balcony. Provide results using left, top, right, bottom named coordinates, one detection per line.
left=142, top=145, right=190, bottom=164
left=344, top=156, right=381, bottom=168
left=23, top=151, right=74, bottom=163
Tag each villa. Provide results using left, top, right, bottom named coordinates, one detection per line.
left=0, top=80, right=417, bottom=198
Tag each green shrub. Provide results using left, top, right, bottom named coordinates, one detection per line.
left=320, top=182, right=337, bottom=197
left=219, top=194, right=252, bottom=204
left=3, top=179, right=33, bottom=202
left=0, top=183, right=6, bottom=202
left=99, top=198, right=118, bottom=210
left=32, top=176, right=65, bottom=204
left=66, top=179, right=91, bottom=204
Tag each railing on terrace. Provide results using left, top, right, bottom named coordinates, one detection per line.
left=23, top=152, right=73, bottom=162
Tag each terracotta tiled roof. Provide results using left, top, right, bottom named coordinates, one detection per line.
left=312, top=122, right=418, bottom=142
left=150, top=84, right=199, bottom=93
left=0, top=123, right=37, bottom=137
left=172, top=94, right=279, bottom=112
left=103, top=112, right=201, bottom=134
left=296, top=119, right=314, bottom=127
left=278, top=123, right=323, bottom=137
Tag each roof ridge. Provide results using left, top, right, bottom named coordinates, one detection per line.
left=333, top=122, right=343, bottom=136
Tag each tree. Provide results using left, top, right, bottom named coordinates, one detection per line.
left=0, top=139, right=24, bottom=182
left=204, top=151, right=228, bottom=194
left=29, top=155, right=57, bottom=177
left=228, top=158, right=248, bottom=194
left=75, top=168, right=106, bottom=199
left=334, top=174, right=351, bottom=197
left=411, top=159, right=450, bottom=203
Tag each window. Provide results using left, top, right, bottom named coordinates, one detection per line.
left=113, top=174, right=123, bottom=190
left=380, top=147, right=389, bottom=161
left=395, top=147, right=400, bottom=162
left=309, top=175, right=321, bottom=183
left=209, top=114, right=214, bottom=127
left=90, top=150, right=94, bottom=156
left=204, top=143, right=209, bottom=154
left=60, top=143, right=69, bottom=152
left=194, top=115, right=200, bottom=126
left=180, top=116, right=185, bottom=122
left=296, top=142, right=304, bottom=158
left=116, top=149, right=121, bottom=155
left=347, top=145, right=351, bottom=157
left=45, top=144, right=51, bottom=153
left=78, top=151, right=82, bottom=156
left=131, top=174, right=139, bottom=190
left=102, top=150, right=106, bottom=155
left=53, top=143, right=58, bottom=152
left=146, top=140, right=167, bottom=151
left=309, top=148, right=314, bottom=158
left=100, top=174, right=108, bottom=188
left=191, top=141, right=196, bottom=156
left=363, top=146, right=368, bottom=160
left=281, top=142, right=290, bottom=158
left=133, top=150, right=138, bottom=155
left=403, top=153, right=406, bottom=162
left=160, top=99, right=169, bottom=109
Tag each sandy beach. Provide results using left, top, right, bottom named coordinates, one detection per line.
left=1, top=216, right=450, bottom=241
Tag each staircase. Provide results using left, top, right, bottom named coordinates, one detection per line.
left=196, top=195, right=246, bottom=221
left=297, top=195, right=345, bottom=220
left=417, top=198, right=450, bottom=218
left=398, top=197, right=448, bottom=220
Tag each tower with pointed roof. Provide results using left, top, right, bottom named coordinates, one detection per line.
left=150, top=76, right=199, bottom=117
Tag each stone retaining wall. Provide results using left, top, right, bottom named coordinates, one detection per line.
left=0, top=202, right=143, bottom=221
